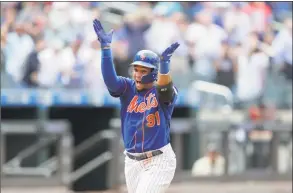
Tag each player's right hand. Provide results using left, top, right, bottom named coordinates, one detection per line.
left=93, top=19, right=113, bottom=47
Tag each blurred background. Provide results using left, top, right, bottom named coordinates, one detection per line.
left=1, top=1, right=292, bottom=193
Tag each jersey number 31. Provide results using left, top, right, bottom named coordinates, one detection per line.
left=146, top=111, right=160, bottom=128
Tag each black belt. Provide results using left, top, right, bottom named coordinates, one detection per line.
left=126, top=150, right=163, bottom=161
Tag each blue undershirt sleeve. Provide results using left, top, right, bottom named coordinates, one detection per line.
left=101, top=48, right=125, bottom=94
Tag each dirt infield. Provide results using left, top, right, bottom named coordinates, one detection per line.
left=2, top=181, right=292, bottom=193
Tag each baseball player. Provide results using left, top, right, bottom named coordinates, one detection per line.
left=93, top=19, right=179, bottom=193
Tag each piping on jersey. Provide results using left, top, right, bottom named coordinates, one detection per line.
left=141, top=87, right=156, bottom=152
left=121, top=78, right=128, bottom=95
left=134, top=131, right=137, bottom=153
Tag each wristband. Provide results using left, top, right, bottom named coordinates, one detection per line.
left=159, top=60, right=170, bottom=74
left=102, top=48, right=112, bottom=58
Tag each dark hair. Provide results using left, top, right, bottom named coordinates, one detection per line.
left=33, top=34, right=44, bottom=43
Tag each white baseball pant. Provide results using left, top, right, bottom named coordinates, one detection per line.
left=124, top=143, right=176, bottom=193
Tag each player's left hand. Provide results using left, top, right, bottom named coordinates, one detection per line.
left=160, top=42, right=180, bottom=62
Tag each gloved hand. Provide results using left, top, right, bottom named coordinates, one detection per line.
left=93, top=19, right=113, bottom=48
left=160, top=42, right=180, bottom=63
left=159, top=42, right=180, bottom=74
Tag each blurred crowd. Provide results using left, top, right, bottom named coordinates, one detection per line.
left=1, top=2, right=292, bottom=108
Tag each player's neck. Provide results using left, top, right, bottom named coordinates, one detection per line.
left=136, top=83, right=154, bottom=93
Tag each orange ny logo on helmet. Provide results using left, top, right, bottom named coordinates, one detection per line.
left=140, top=54, right=146, bottom=60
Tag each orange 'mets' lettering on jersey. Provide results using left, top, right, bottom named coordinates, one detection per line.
left=127, top=93, right=158, bottom=113
left=127, top=95, right=139, bottom=113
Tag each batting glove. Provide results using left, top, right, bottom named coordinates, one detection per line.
left=93, top=19, right=113, bottom=48
left=160, top=42, right=180, bottom=63
left=159, top=42, right=180, bottom=74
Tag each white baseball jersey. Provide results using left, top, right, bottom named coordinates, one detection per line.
left=124, top=143, right=176, bottom=193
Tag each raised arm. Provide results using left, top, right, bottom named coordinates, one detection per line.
left=156, top=42, right=180, bottom=102
left=93, top=19, right=124, bottom=93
